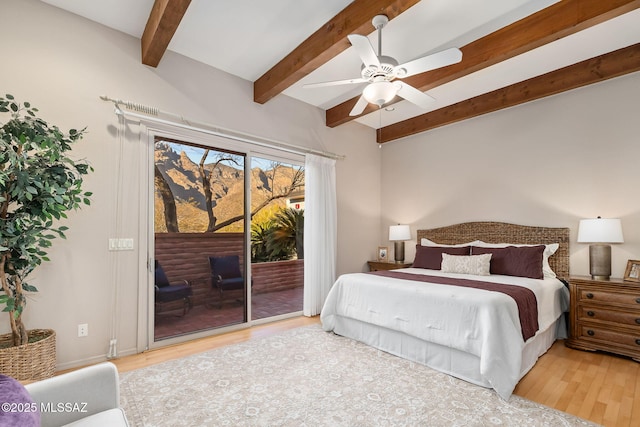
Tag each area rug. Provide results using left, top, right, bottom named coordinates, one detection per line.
left=120, top=324, right=598, bottom=426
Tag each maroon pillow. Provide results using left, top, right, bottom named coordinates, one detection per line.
left=471, top=245, right=545, bottom=279
left=413, top=245, right=470, bottom=270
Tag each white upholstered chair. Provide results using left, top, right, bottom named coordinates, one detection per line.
left=25, top=362, right=129, bottom=427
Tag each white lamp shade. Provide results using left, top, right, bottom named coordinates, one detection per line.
left=363, top=81, right=398, bottom=107
left=389, top=224, right=411, bottom=241
left=577, top=218, right=624, bottom=243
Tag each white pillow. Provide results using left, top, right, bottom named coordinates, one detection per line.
left=441, top=253, right=492, bottom=276
left=421, top=238, right=481, bottom=247
left=473, top=241, right=559, bottom=279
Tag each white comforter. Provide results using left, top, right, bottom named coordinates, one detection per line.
left=321, top=268, right=569, bottom=399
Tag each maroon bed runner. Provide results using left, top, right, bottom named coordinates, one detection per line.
left=370, top=270, right=539, bottom=341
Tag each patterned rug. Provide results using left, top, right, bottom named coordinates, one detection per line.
left=120, top=324, right=598, bottom=426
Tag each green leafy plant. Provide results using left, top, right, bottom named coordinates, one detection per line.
left=268, top=207, right=304, bottom=260
left=0, top=94, right=92, bottom=347
left=250, top=207, right=304, bottom=263
left=250, top=221, right=291, bottom=263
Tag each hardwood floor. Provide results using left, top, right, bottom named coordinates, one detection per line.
left=110, top=316, right=638, bottom=427
left=111, top=316, right=318, bottom=373
left=514, top=338, right=640, bottom=427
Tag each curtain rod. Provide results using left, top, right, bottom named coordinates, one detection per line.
left=99, top=95, right=345, bottom=161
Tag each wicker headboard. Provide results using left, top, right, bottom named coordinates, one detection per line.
left=417, top=222, right=570, bottom=280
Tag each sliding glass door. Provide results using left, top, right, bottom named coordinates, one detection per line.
left=150, top=135, right=305, bottom=343
left=249, top=156, right=304, bottom=320
left=153, top=138, right=248, bottom=340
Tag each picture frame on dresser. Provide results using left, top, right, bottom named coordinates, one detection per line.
left=623, top=259, right=640, bottom=282
left=377, top=246, right=388, bottom=262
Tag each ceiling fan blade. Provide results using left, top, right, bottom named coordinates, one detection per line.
left=395, top=48, right=462, bottom=78
left=349, top=95, right=369, bottom=116
left=303, top=77, right=367, bottom=89
left=347, top=34, right=380, bottom=68
left=395, top=82, right=435, bottom=109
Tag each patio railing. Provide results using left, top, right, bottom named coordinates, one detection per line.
left=155, top=233, right=303, bottom=309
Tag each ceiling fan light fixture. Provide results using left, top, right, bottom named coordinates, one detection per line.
left=305, top=14, right=462, bottom=116
left=363, top=81, right=398, bottom=107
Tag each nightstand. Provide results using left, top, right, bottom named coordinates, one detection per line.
left=367, top=261, right=412, bottom=271
left=565, top=275, right=640, bottom=361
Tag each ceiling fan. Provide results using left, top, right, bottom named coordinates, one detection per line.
left=303, top=15, right=463, bottom=116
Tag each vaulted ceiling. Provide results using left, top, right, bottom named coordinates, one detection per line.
left=42, top=0, right=640, bottom=143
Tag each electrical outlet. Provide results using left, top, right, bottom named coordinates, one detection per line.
left=78, top=323, right=88, bottom=337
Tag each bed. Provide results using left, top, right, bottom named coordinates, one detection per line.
left=321, top=221, right=570, bottom=400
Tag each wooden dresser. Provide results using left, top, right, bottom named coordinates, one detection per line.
left=566, top=276, right=640, bottom=361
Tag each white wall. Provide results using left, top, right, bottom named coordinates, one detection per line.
left=381, top=71, right=640, bottom=279
left=1, top=0, right=380, bottom=368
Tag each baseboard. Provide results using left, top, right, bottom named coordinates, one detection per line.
left=55, top=346, right=138, bottom=372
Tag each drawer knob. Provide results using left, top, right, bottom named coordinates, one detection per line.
left=636, top=339, right=640, bottom=346
left=636, top=297, right=640, bottom=304
left=587, top=330, right=595, bottom=336
left=636, top=319, right=640, bottom=325
left=587, top=311, right=595, bottom=317
left=586, top=293, right=594, bottom=299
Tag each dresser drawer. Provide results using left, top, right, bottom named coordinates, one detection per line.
left=577, top=289, right=640, bottom=307
left=579, top=306, right=640, bottom=328
left=577, top=324, right=640, bottom=350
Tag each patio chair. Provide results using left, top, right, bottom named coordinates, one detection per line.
left=154, top=260, right=193, bottom=316
left=208, top=255, right=250, bottom=308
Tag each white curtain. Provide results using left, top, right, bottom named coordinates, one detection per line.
left=303, top=154, right=337, bottom=316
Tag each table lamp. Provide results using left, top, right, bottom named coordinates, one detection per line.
left=389, top=224, right=411, bottom=263
left=577, top=217, right=624, bottom=280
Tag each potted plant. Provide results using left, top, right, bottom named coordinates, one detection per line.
left=0, top=94, right=92, bottom=380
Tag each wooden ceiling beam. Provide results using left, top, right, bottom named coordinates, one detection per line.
left=253, top=0, right=420, bottom=104
left=377, top=43, right=640, bottom=143
left=326, top=0, right=640, bottom=127
left=141, top=0, right=192, bottom=67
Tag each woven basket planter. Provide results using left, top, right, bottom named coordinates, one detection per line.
left=0, top=329, right=56, bottom=381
